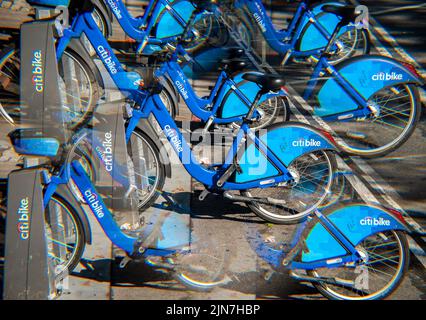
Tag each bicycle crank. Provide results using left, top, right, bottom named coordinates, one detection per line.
left=289, top=271, right=357, bottom=290
left=223, top=191, right=287, bottom=206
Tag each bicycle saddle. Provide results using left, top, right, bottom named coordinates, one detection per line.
left=220, top=58, right=248, bottom=74
left=304, top=0, right=323, bottom=7
left=191, top=0, right=214, bottom=10
left=322, top=5, right=361, bottom=24
left=225, top=47, right=245, bottom=59
left=242, top=73, right=286, bottom=92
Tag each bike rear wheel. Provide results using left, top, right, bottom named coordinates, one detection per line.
left=231, top=95, right=289, bottom=130
left=242, top=150, right=336, bottom=224
left=324, top=84, right=421, bottom=158
left=307, top=27, right=370, bottom=65
left=327, top=28, right=370, bottom=65
left=308, top=230, right=409, bottom=300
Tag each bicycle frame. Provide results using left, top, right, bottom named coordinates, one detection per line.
left=233, top=0, right=349, bottom=57
left=43, top=158, right=176, bottom=256
left=58, top=10, right=275, bottom=126
left=128, top=93, right=293, bottom=190
left=103, top=0, right=191, bottom=43
left=250, top=210, right=361, bottom=271
left=303, top=56, right=373, bottom=121
left=155, top=45, right=263, bottom=124
left=40, top=97, right=294, bottom=255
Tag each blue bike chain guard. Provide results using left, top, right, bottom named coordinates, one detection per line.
left=219, top=72, right=286, bottom=119
left=181, top=47, right=230, bottom=78
left=27, top=0, right=70, bottom=7
left=297, top=2, right=348, bottom=52
left=234, top=123, right=336, bottom=183
left=315, top=55, right=422, bottom=117
left=154, top=0, right=195, bottom=39
left=301, top=204, right=407, bottom=263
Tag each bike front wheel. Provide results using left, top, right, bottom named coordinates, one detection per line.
left=242, top=150, right=336, bottom=224
left=174, top=253, right=229, bottom=291
left=127, top=128, right=166, bottom=212
left=0, top=46, right=100, bottom=128
left=308, top=230, right=409, bottom=300
left=44, top=194, right=86, bottom=279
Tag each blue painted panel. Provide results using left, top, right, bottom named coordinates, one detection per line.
left=315, top=56, right=419, bottom=117
left=302, top=204, right=406, bottom=262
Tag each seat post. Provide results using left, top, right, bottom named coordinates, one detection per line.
left=243, top=90, right=265, bottom=123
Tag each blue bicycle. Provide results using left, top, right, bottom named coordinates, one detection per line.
left=1, top=1, right=340, bottom=226
left=296, top=5, right=424, bottom=157
left=83, top=0, right=370, bottom=64
left=6, top=125, right=229, bottom=290
left=246, top=202, right=410, bottom=300
left=214, top=0, right=370, bottom=65
left=56, top=2, right=343, bottom=224
left=0, top=0, right=216, bottom=125
left=6, top=117, right=411, bottom=297
left=13, top=0, right=341, bottom=225
left=70, top=0, right=225, bottom=54
left=1, top=1, right=322, bottom=223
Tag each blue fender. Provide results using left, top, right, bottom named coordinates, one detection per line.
left=218, top=72, right=286, bottom=119
left=27, top=0, right=70, bottom=7
left=153, top=0, right=196, bottom=39
left=181, top=47, right=231, bottom=78
left=55, top=184, right=92, bottom=244
left=297, top=2, right=350, bottom=52
left=302, top=204, right=408, bottom=263
left=315, top=55, right=424, bottom=117
left=235, top=122, right=337, bottom=183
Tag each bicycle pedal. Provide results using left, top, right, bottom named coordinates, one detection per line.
left=119, top=256, right=132, bottom=269
left=199, top=189, right=210, bottom=201
left=264, top=269, right=275, bottom=281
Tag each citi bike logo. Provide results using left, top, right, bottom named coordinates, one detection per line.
left=95, top=131, right=114, bottom=172
left=253, top=2, right=266, bottom=32
left=372, top=72, right=403, bottom=81
left=97, top=46, right=118, bottom=74
left=175, top=71, right=189, bottom=100
left=107, top=0, right=122, bottom=19
left=292, top=138, right=321, bottom=147
left=84, top=189, right=105, bottom=218
left=17, top=197, right=30, bottom=240
left=175, top=81, right=189, bottom=100
left=360, top=216, right=391, bottom=226
left=164, top=125, right=183, bottom=153
left=31, top=50, right=44, bottom=93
